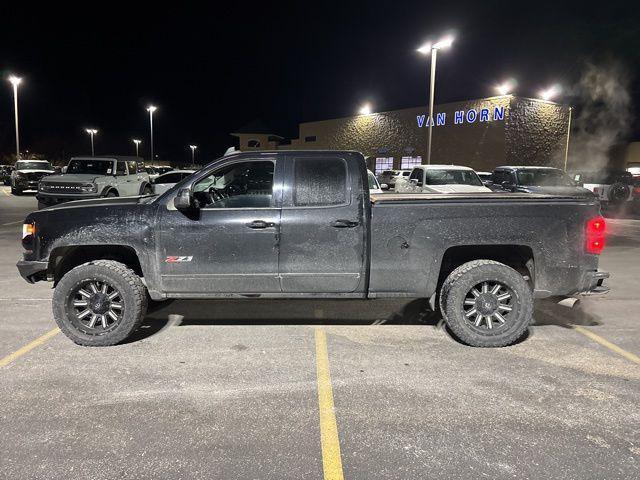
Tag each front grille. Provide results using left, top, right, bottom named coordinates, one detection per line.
left=25, top=172, right=48, bottom=181
left=40, top=182, right=86, bottom=193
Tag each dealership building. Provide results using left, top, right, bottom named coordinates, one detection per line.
left=232, top=95, right=572, bottom=174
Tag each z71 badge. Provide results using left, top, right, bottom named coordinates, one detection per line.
left=165, top=256, right=193, bottom=263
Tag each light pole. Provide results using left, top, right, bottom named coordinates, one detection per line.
left=417, top=36, right=454, bottom=165
left=132, top=139, right=141, bottom=157
left=85, top=129, right=98, bottom=156
left=8, top=75, right=22, bottom=160
left=189, top=145, right=197, bottom=167
left=146, top=105, right=157, bottom=166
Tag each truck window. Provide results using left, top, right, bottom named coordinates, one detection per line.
left=293, top=157, right=347, bottom=206
left=193, top=160, right=275, bottom=208
left=127, top=161, right=137, bottom=174
left=116, top=161, right=127, bottom=175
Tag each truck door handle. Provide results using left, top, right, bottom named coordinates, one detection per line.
left=331, top=219, right=359, bottom=228
left=247, top=220, right=275, bottom=229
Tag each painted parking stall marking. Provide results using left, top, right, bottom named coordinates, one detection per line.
left=0, top=327, right=60, bottom=368
left=315, top=328, right=345, bottom=480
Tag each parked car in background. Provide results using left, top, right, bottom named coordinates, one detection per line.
left=571, top=170, right=634, bottom=209
left=146, top=166, right=173, bottom=181
left=477, top=171, right=493, bottom=186
left=627, top=162, right=640, bottom=179
left=152, top=170, right=196, bottom=195
left=1, top=164, right=15, bottom=185
left=377, top=170, right=411, bottom=189
left=10, top=159, right=55, bottom=195
left=489, top=167, right=595, bottom=199
left=37, top=156, right=152, bottom=209
left=367, top=170, right=387, bottom=194
left=396, top=165, right=492, bottom=193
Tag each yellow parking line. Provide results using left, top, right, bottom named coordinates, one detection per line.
left=0, top=327, right=60, bottom=368
left=1, top=189, right=10, bottom=196
left=573, top=326, right=640, bottom=365
left=315, top=328, right=345, bottom=480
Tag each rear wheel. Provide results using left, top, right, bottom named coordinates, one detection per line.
left=53, top=260, right=147, bottom=346
left=104, top=190, right=118, bottom=198
left=11, top=186, right=21, bottom=195
left=439, top=260, right=533, bottom=347
left=142, top=185, right=153, bottom=195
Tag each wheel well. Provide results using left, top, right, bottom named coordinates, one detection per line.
left=50, top=245, right=143, bottom=283
left=438, top=245, right=534, bottom=289
left=101, top=186, right=119, bottom=197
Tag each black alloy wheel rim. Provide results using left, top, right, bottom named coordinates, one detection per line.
left=462, top=281, right=516, bottom=333
left=68, top=280, right=124, bottom=335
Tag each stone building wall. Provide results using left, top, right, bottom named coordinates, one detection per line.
left=235, top=96, right=571, bottom=172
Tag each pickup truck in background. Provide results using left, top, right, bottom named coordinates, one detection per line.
left=17, top=150, right=609, bottom=348
left=10, top=159, right=56, bottom=194
left=488, top=166, right=595, bottom=198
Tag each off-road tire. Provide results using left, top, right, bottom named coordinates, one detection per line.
left=11, top=186, right=21, bottom=195
left=142, top=185, right=153, bottom=195
left=53, top=260, right=148, bottom=346
left=439, top=260, right=533, bottom=347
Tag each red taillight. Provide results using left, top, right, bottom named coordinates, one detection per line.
left=633, top=186, right=640, bottom=198
left=585, top=216, right=606, bottom=254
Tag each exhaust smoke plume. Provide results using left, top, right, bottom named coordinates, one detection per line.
left=567, top=61, right=633, bottom=171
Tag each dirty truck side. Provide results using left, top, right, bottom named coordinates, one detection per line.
left=17, top=150, right=609, bottom=347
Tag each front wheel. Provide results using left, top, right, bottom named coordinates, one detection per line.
left=439, top=260, right=533, bottom=347
left=52, top=260, right=148, bottom=346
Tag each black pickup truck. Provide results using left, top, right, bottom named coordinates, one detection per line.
left=17, top=150, right=609, bottom=347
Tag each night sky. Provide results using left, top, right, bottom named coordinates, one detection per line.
left=1, top=1, right=639, bottom=165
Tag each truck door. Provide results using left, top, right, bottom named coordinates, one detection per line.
left=157, top=157, right=282, bottom=294
left=278, top=153, right=366, bottom=294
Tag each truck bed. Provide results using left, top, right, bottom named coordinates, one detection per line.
left=368, top=193, right=602, bottom=299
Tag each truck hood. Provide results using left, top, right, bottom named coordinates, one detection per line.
left=40, top=174, right=101, bottom=183
left=422, top=184, right=493, bottom=193
left=517, top=185, right=596, bottom=197
left=38, top=195, right=151, bottom=211
left=15, top=169, right=54, bottom=175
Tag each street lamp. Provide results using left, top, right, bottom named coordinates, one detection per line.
left=85, top=129, right=98, bottom=156
left=147, top=105, right=157, bottom=165
left=8, top=75, right=22, bottom=160
left=189, top=144, right=197, bottom=167
left=539, top=85, right=560, bottom=101
left=417, top=35, right=454, bottom=165
left=495, top=79, right=516, bottom=96
left=132, top=139, right=141, bottom=157
left=358, top=103, right=372, bottom=115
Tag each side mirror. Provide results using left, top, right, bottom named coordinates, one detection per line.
left=380, top=183, right=389, bottom=191
left=174, top=188, right=195, bottom=211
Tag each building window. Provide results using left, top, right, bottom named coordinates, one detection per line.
left=401, top=156, right=422, bottom=169
left=304, top=135, right=317, bottom=142
left=375, top=157, right=394, bottom=174
left=247, top=139, right=261, bottom=148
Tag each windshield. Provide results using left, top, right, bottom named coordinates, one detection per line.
left=66, top=159, right=114, bottom=175
left=15, top=161, right=53, bottom=171
left=517, top=169, right=573, bottom=186
left=424, top=169, right=483, bottom=186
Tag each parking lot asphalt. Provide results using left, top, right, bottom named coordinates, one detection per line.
left=0, top=186, right=639, bottom=479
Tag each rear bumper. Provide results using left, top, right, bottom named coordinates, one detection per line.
left=579, top=270, right=610, bottom=295
left=16, top=260, right=48, bottom=283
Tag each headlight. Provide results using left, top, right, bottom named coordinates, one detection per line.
left=80, top=184, right=97, bottom=193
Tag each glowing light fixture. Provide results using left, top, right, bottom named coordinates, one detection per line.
left=358, top=103, right=372, bottom=115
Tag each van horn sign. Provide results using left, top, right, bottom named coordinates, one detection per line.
left=416, top=106, right=505, bottom=127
